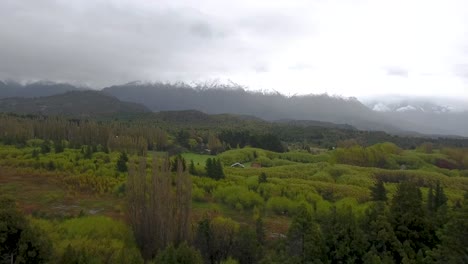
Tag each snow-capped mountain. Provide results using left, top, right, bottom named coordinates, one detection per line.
left=366, top=100, right=458, bottom=114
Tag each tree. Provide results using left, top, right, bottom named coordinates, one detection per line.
left=116, top=152, right=129, bottom=172
left=40, top=140, right=50, bottom=154
left=171, top=155, right=186, bottom=172
left=288, top=203, right=325, bottom=263
left=205, top=158, right=224, bottom=180
left=233, top=227, right=261, bottom=264
left=189, top=160, right=197, bottom=175
left=362, top=202, right=402, bottom=262
left=214, top=159, right=225, bottom=180
left=205, top=158, right=214, bottom=178
left=258, top=172, right=267, bottom=184
left=0, top=196, right=52, bottom=264
left=31, top=148, right=39, bottom=160
left=429, top=194, right=468, bottom=263
left=321, top=206, right=368, bottom=263
left=154, top=243, right=203, bottom=264
left=434, top=181, right=447, bottom=210
left=59, top=244, right=100, bottom=264
left=370, top=179, right=387, bottom=202
left=390, top=181, right=434, bottom=261
left=255, top=215, right=265, bottom=246
left=127, top=157, right=191, bottom=262
left=176, top=130, right=190, bottom=149
left=54, top=140, right=64, bottom=153
left=427, top=186, right=435, bottom=214
left=195, top=217, right=240, bottom=264
left=82, top=145, right=93, bottom=159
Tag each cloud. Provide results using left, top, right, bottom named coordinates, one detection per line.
left=385, top=67, right=408, bottom=78
left=0, top=0, right=312, bottom=88
left=0, top=0, right=467, bottom=101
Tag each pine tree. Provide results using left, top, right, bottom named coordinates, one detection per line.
left=255, top=215, right=265, bottom=246
left=189, top=160, right=197, bottom=175
left=288, top=203, right=325, bottom=263
left=427, top=185, right=435, bottom=214
left=40, top=140, right=50, bottom=154
left=370, top=179, right=387, bottom=202
left=430, top=194, right=468, bottom=263
left=116, top=152, right=128, bottom=172
left=390, top=181, right=435, bottom=261
left=321, top=206, right=368, bottom=263
left=54, top=140, right=64, bottom=153
left=258, top=172, right=267, bottom=184
left=434, top=181, right=447, bottom=209
left=214, top=159, right=225, bottom=180
left=362, top=202, right=402, bottom=262
left=205, top=158, right=213, bottom=178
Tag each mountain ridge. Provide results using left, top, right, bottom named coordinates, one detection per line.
left=0, top=90, right=150, bottom=117
left=1, top=80, right=468, bottom=137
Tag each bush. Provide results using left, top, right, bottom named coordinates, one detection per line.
left=266, top=196, right=296, bottom=215
left=213, top=186, right=264, bottom=210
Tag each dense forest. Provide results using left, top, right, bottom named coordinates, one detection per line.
left=1, top=112, right=468, bottom=263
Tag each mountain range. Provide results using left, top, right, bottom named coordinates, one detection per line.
left=0, top=90, right=149, bottom=117
left=1, top=80, right=467, bottom=137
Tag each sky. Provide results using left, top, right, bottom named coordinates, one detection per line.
left=1, top=0, right=467, bottom=100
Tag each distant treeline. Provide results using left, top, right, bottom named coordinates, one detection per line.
left=1, top=113, right=468, bottom=156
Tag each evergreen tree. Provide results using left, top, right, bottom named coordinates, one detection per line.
left=321, top=206, right=368, bottom=263
left=427, top=185, right=435, bottom=214
left=434, top=181, right=447, bottom=209
left=214, top=159, right=225, bottom=180
left=82, top=145, right=93, bottom=159
left=40, top=140, right=50, bottom=154
left=255, top=215, right=265, bottom=246
left=288, top=203, right=325, bottom=263
left=31, top=148, right=39, bottom=159
left=189, top=160, right=197, bottom=175
left=390, top=181, right=435, bottom=261
left=154, top=243, right=204, bottom=264
left=362, top=202, right=402, bottom=262
left=430, top=194, right=468, bottom=263
left=195, top=219, right=213, bottom=264
left=0, top=196, right=52, bottom=264
left=258, top=172, right=267, bottom=184
left=54, top=140, right=64, bottom=153
left=205, top=158, right=214, bottom=178
left=370, top=178, right=387, bottom=202
left=116, top=152, right=128, bottom=172
left=233, top=227, right=261, bottom=264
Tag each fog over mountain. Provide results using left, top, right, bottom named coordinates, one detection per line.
left=0, top=89, right=149, bottom=117
left=2, top=80, right=467, bottom=137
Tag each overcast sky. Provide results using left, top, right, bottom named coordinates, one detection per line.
left=1, top=0, right=467, bottom=100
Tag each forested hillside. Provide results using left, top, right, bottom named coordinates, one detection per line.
left=0, top=90, right=150, bottom=117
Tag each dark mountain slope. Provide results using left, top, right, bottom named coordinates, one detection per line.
left=0, top=80, right=84, bottom=98
left=102, top=83, right=401, bottom=133
left=0, top=90, right=150, bottom=117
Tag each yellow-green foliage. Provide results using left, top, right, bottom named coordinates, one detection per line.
left=213, top=186, right=264, bottom=211
left=0, top=144, right=126, bottom=194
left=31, top=216, right=143, bottom=263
